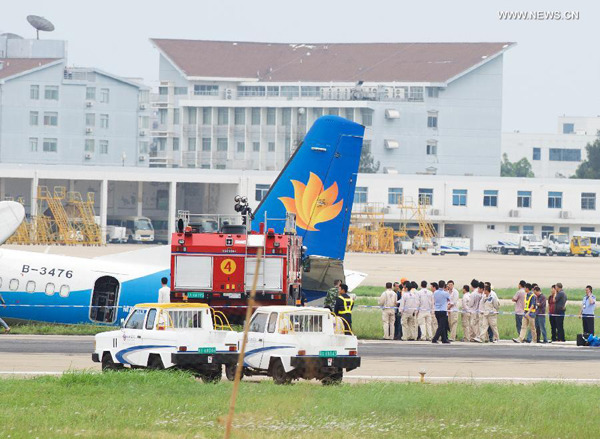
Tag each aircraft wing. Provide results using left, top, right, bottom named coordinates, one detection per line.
left=0, top=201, right=25, bottom=245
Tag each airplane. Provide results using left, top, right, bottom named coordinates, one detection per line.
left=0, top=115, right=365, bottom=325
left=0, top=201, right=25, bottom=245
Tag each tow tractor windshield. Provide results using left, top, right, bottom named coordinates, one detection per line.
left=555, top=235, right=569, bottom=243
left=135, top=219, right=153, bottom=231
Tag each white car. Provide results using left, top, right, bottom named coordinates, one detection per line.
left=237, top=306, right=361, bottom=385
left=92, top=303, right=239, bottom=382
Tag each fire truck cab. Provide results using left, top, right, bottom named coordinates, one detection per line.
left=170, top=210, right=303, bottom=316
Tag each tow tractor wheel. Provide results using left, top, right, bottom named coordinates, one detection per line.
left=271, top=359, right=292, bottom=385
left=147, top=354, right=165, bottom=370
left=101, top=353, right=123, bottom=372
left=321, top=370, right=343, bottom=386
left=200, top=370, right=222, bottom=384
left=547, top=249, right=553, bottom=256
left=225, top=364, right=244, bottom=382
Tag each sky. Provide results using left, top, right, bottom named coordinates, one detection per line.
left=2, top=0, right=599, bottom=133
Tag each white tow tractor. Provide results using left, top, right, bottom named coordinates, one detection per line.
left=233, top=306, right=361, bottom=385
left=543, top=233, right=570, bottom=256
left=430, top=237, right=470, bottom=256
left=92, top=303, right=239, bottom=382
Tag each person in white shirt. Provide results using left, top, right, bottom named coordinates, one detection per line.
left=158, top=277, right=171, bottom=303
left=468, top=279, right=482, bottom=342
left=447, top=280, right=460, bottom=341
left=461, top=285, right=472, bottom=342
left=417, top=280, right=434, bottom=340
left=378, top=282, right=397, bottom=340
left=399, top=281, right=419, bottom=340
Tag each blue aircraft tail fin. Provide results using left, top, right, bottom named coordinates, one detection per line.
left=251, top=116, right=364, bottom=260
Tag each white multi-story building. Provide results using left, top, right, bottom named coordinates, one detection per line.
left=0, top=35, right=151, bottom=167
left=502, top=116, right=599, bottom=178
left=149, top=39, right=514, bottom=175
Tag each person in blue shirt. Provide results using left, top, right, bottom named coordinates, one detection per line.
left=432, top=280, right=451, bottom=344
left=580, top=285, right=596, bottom=335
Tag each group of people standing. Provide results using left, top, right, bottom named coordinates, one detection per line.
left=378, top=278, right=500, bottom=344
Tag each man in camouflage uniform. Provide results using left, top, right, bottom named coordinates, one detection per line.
left=324, top=279, right=343, bottom=311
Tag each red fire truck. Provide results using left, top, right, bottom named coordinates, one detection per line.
left=169, top=209, right=303, bottom=317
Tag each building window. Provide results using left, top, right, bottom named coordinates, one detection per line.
left=361, top=109, right=373, bottom=126
left=427, top=87, right=439, bottom=98
left=509, top=225, right=520, bottom=233
left=43, top=112, right=58, bottom=126
left=157, top=138, right=166, bottom=151
left=29, top=111, right=39, bottom=126
left=188, top=137, right=197, bottom=152
left=194, top=85, right=219, bottom=96
left=86, top=87, right=95, bottom=100
left=43, top=138, right=57, bottom=152
left=251, top=108, right=261, bottom=125
left=281, top=86, right=299, bottom=98
left=158, top=109, right=168, bottom=124
left=30, top=85, right=39, bottom=100
left=85, top=139, right=95, bottom=153
left=581, top=227, right=596, bottom=232
left=426, top=141, right=437, bottom=156
left=234, top=108, right=245, bottom=125
left=523, top=225, right=534, bottom=235
left=44, top=85, right=59, bottom=100
left=533, top=148, right=541, bottom=161
left=139, top=141, right=149, bottom=154
left=582, top=192, right=596, bottom=210
left=174, top=87, right=187, bottom=95
left=100, top=114, right=109, bottom=129
left=217, top=108, right=229, bottom=125
left=188, top=107, right=197, bottom=124
left=409, top=86, right=424, bottom=101
left=237, top=141, right=245, bottom=153
left=173, top=109, right=180, bottom=125
left=388, top=188, right=403, bottom=205
left=487, top=224, right=495, bottom=230
left=100, top=140, right=108, bottom=154
left=427, top=114, right=438, bottom=128
left=328, top=108, right=339, bottom=116
left=86, top=113, right=95, bottom=126
left=559, top=226, right=570, bottom=235
left=252, top=142, right=260, bottom=152
left=483, top=190, right=498, bottom=207
left=172, top=137, right=179, bottom=151
left=354, top=187, right=368, bottom=204
left=548, top=191, right=562, bottom=209
left=100, top=88, right=110, bottom=103
left=541, top=226, right=554, bottom=239
left=549, top=148, right=581, bottom=162
left=313, top=108, right=323, bottom=119
left=215, top=164, right=226, bottom=170
left=344, top=108, right=354, bottom=121
left=281, top=108, right=291, bottom=125
left=158, top=86, right=168, bottom=96
left=452, top=189, right=467, bottom=207
left=202, top=138, right=211, bottom=151
left=301, top=86, right=320, bottom=97
left=30, top=138, right=38, bottom=152
left=266, top=108, right=276, bottom=125
left=418, top=188, right=434, bottom=206
left=563, top=123, right=574, bottom=134
left=237, top=86, right=265, bottom=97
left=202, top=107, right=212, bottom=125
left=517, top=190, right=532, bottom=208
left=268, top=142, right=275, bottom=152
left=217, top=138, right=228, bottom=152
left=267, top=86, right=280, bottom=97
left=255, top=184, right=270, bottom=201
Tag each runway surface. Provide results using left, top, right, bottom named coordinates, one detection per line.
left=2, top=335, right=600, bottom=383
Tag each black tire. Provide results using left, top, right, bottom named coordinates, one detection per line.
left=147, top=354, right=164, bottom=370
left=225, top=364, right=243, bottom=382
left=520, top=248, right=526, bottom=256
left=322, top=370, right=343, bottom=386
left=547, top=249, right=553, bottom=256
left=487, top=245, right=492, bottom=253
left=200, top=369, right=222, bottom=383
left=459, top=252, right=468, bottom=256
left=501, top=247, right=507, bottom=255
left=101, top=352, right=123, bottom=372
left=440, top=251, right=445, bottom=256
left=593, top=253, right=599, bottom=258
left=271, top=359, right=292, bottom=385
left=127, top=235, right=134, bottom=244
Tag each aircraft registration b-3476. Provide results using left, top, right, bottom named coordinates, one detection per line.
left=0, top=115, right=365, bottom=325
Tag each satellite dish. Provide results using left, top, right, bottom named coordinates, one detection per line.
left=27, top=15, right=55, bottom=39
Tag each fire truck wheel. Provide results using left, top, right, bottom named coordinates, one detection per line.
left=321, top=370, right=343, bottom=386
left=147, top=354, right=164, bottom=370
left=225, top=364, right=243, bottom=381
left=101, top=353, right=123, bottom=372
left=200, top=371, right=222, bottom=383
left=271, top=359, right=292, bottom=385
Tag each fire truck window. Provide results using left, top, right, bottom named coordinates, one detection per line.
left=267, top=313, right=278, bottom=333
left=145, top=309, right=157, bottom=330
left=249, top=313, right=268, bottom=333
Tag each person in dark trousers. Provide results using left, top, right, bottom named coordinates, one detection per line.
left=393, top=281, right=403, bottom=340
left=555, top=282, right=568, bottom=341
left=548, top=285, right=558, bottom=342
left=334, top=283, right=354, bottom=333
left=432, top=280, right=451, bottom=344
left=580, top=285, right=596, bottom=335
left=534, top=286, right=548, bottom=343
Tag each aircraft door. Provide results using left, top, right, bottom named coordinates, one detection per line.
left=90, top=276, right=120, bottom=323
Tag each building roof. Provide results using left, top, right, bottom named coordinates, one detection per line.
left=151, top=39, right=514, bottom=83
left=0, top=58, right=61, bottom=81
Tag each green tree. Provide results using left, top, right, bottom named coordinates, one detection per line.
left=359, top=142, right=380, bottom=173
left=574, top=138, right=600, bottom=179
left=500, top=153, right=534, bottom=177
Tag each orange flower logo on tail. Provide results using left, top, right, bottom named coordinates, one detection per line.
left=279, top=173, right=343, bottom=231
